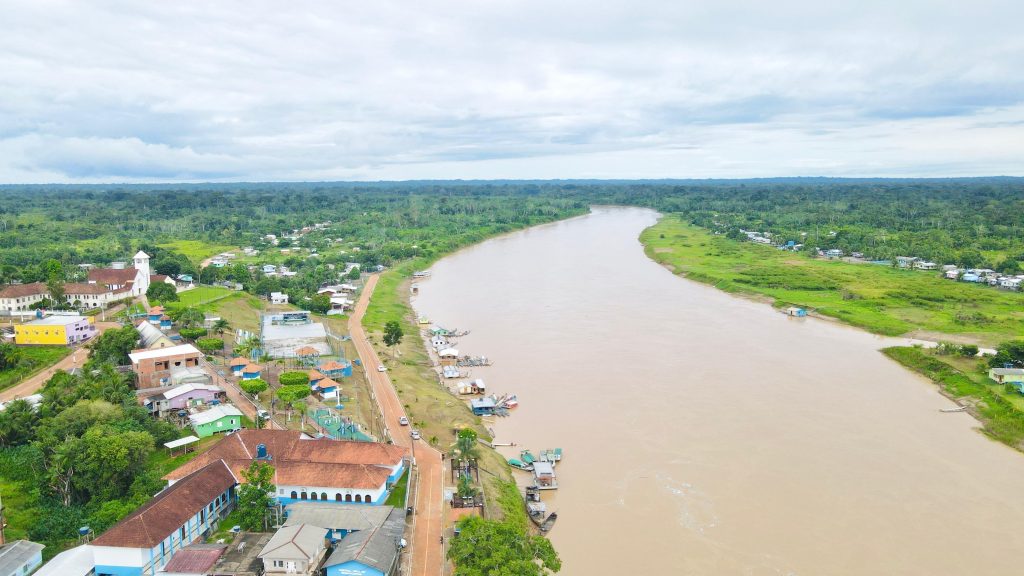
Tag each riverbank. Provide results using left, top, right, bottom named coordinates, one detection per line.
left=883, top=347, right=1024, bottom=451
left=640, top=215, right=1024, bottom=347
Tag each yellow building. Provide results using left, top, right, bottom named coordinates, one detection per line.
left=15, top=315, right=97, bottom=346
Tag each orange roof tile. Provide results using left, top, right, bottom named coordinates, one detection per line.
left=229, top=357, right=249, bottom=367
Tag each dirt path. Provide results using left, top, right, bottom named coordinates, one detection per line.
left=349, top=274, right=444, bottom=576
left=0, top=320, right=122, bottom=402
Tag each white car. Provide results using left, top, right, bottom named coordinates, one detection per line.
left=377, top=365, right=387, bottom=372
left=411, top=429, right=421, bottom=440
left=399, top=416, right=409, bottom=426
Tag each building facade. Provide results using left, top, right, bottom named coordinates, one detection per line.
left=14, top=315, right=96, bottom=345
left=128, top=344, right=203, bottom=388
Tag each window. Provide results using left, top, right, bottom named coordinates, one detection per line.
left=321, top=492, right=327, bottom=500
left=180, top=526, right=185, bottom=540
left=354, top=495, right=362, bottom=503
left=311, top=492, right=318, bottom=501
left=273, top=560, right=285, bottom=568
left=300, top=491, right=307, bottom=500
left=290, top=491, right=297, bottom=499
left=335, top=493, right=342, bottom=501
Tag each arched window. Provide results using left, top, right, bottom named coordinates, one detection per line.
left=321, top=492, right=328, bottom=501
left=345, top=494, right=352, bottom=502
left=311, top=492, right=318, bottom=501
left=365, top=494, right=372, bottom=503
left=335, top=493, right=342, bottom=501
left=290, top=491, right=297, bottom=499
left=301, top=491, right=308, bottom=500
left=354, top=495, right=362, bottom=503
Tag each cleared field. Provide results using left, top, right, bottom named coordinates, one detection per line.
left=158, top=240, right=236, bottom=262
left=174, top=286, right=236, bottom=308
left=642, top=216, right=1024, bottom=346
left=0, top=346, right=71, bottom=391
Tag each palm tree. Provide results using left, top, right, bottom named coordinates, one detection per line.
left=234, top=335, right=261, bottom=358
left=212, top=318, right=231, bottom=336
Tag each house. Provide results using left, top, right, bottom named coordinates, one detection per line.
left=33, top=544, right=94, bottom=576
left=164, top=430, right=408, bottom=506
left=175, top=275, right=194, bottom=288
left=312, top=377, right=341, bottom=400
left=270, top=292, right=289, bottom=305
left=129, top=344, right=203, bottom=388
left=941, top=264, right=959, bottom=272
left=229, top=357, right=250, bottom=376
left=322, top=508, right=404, bottom=576
left=210, top=258, right=227, bottom=268
left=0, top=540, right=45, bottom=576
left=258, top=524, right=328, bottom=575
left=15, top=315, right=97, bottom=345
left=262, top=265, right=278, bottom=275
left=944, top=269, right=961, bottom=280
left=442, top=366, right=461, bottom=379
left=282, top=502, right=394, bottom=542
left=91, top=460, right=237, bottom=576
left=438, top=348, right=459, bottom=368
left=159, top=315, right=173, bottom=330
left=327, top=295, right=353, bottom=315
left=141, top=382, right=224, bottom=417
left=532, top=461, right=557, bottom=489
left=318, top=360, right=352, bottom=379
left=241, top=364, right=262, bottom=380
left=189, top=405, right=243, bottom=437
left=913, top=261, right=938, bottom=270
left=896, top=256, right=920, bottom=268
left=988, top=368, right=1024, bottom=387
left=148, top=306, right=165, bottom=324
left=157, top=544, right=226, bottom=576
left=0, top=282, right=48, bottom=312
left=824, top=249, right=843, bottom=258
left=1000, top=277, right=1022, bottom=290
left=961, top=273, right=981, bottom=283
left=307, top=369, right=326, bottom=388
left=470, top=397, right=496, bottom=416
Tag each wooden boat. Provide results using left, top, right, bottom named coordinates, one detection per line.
left=534, top=511, right=558, bottom=533
left=504, top=394, right=519, bottom=408
left=525, top=486, right=541, bottom=502
left=526, top=501, right=547, bottom=517
left=520, top=450, right=537, bottom=465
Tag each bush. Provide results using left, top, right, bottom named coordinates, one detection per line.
left=278, top=371, right=309, bottom=387
left=960, top=344, right=979, bottom=357
left=178, top=327, right=208, bottom=341
left=196, top=338, right=224, bottom=354
left=240, top=378, right=268, bottom=396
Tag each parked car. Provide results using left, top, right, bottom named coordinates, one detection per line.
left=399, top=416, right=409, bottom=426
left=411, top=429, right=421, bottom=440
left=257, top=409, right=270, bottom=420
left=377, top=365, right=387, bottom=372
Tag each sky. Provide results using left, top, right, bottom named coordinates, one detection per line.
left=1, top=0, right=1022, bottom=183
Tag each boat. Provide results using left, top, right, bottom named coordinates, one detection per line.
left=526, top=501, right=547, bottom=517
left=508, top=458, right=533, bottom=471
left=536, top=508, right=561, bottom=532
left=525, top=486, right=541, bottom=502
left=532, top=461, right=558, bottom=490
left=520, top=450, right=537, bottom=465
left=504, top=394, right=519, bottom=408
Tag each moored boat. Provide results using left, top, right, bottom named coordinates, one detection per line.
left=508, top=458, right=534, bottom=471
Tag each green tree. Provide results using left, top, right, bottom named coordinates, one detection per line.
left=990, top=340, right=1024, bottom=368
left=346, top=266, right=361, bottom=280
left=175, top=307, right=205, bottom=329
left=240, top=378, right=268, bottom=397
left=146, top=281, right=178, bottom=303
left=0, top=399, right=39, bottom=446
left=383, top=320, right=404, bottom=354
left=237, top=461, right=275, bottom=531
left=196, top=337, right=224, bottom=354
left=0, top=342, right=22, bottom=370
left=88, top=326, right=139, bottom=366
left=278, top=371, right=310, bottom=387
left=455, top=428, right=478, bottom=461
left=211, top=318, right=231, bottom=335
left=447, top=516, right=560, bottom=576
left=308, top=293, right=330, bottom=314
left=234, top=335, right=261, bottom=358
left=178, top=327, right=208, bottom=341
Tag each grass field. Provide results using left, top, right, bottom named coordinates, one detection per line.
left=642, top=216, right=1024, bottom=346
left=174, top=286, right=236, bottom=308
left=0, top=346, right=71, bottom=391
left=158, top=240, right=236, bottom=263
left=210, top=292, right=265, bottom=333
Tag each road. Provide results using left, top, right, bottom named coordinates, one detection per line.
left=0, top=320, right=122, bottom=402
left=349, top=274, right=444, bottom=576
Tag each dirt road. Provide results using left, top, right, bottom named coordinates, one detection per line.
left=349, top=274, right=444, bottom=576
left=0, top=320, right=122, bottom=402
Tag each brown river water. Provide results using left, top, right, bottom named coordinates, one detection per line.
left=412, top=206, right=1024, bottom=576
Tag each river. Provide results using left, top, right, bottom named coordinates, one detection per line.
left=412, top=206, right=1024, bottom=575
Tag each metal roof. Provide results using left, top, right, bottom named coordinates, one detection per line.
left=284, top=503, right=394, bottom=532
left=128, top=344, right=201, bottom=362
left=323, top=508, right=405, bottom=573
left=0, top=540, right=44, bottom=574
left=189, top=405, right=243, bottom=426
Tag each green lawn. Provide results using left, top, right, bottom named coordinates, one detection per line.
left=385, top=468, right=410, bottom=507
left=0, top=346, right=71, bottom=391
left=210, top=293, right=265, bottom=333
left=158, top=240, right=236, bottom=263
left=174, top=286, right=236, bottom=308
left=642, top=216, right=1024, bottom=346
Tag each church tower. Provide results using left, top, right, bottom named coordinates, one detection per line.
left=133, top=250, right=151, bottom=295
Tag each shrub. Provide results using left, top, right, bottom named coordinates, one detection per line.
left=178, top=327, right=208, bottom=341
left=278, top=371, right=309, bottom=387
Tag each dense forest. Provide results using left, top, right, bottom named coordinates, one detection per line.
left=3, top=178, right=1024, bottom=282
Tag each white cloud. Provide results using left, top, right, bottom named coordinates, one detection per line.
left=0, top=0, right=1022, bottom=182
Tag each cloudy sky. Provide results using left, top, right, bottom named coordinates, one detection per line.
left=2, top=1, right=1022, bottom=182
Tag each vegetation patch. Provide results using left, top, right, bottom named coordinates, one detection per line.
left=0, top=345, right=71, bottom=391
